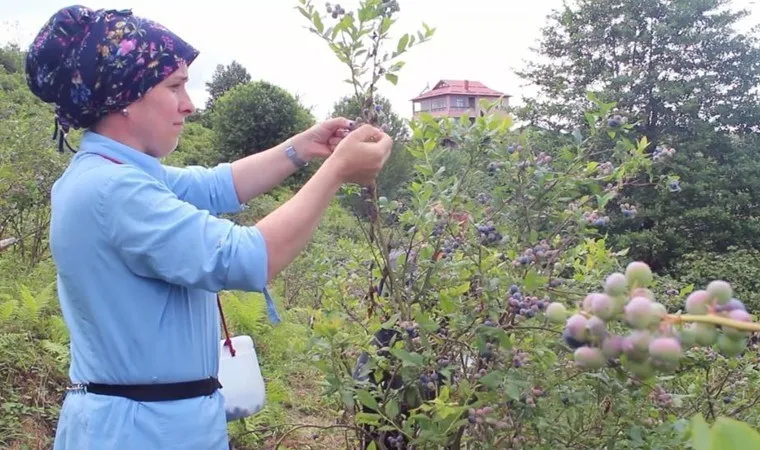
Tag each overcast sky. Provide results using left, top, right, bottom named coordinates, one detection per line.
left=1, top=0, right=758, bottom=121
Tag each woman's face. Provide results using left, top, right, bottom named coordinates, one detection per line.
left=127, top=64, right=195, bottom=158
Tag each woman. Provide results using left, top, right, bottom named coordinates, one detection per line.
left=24, top=5, right=393, bottom=450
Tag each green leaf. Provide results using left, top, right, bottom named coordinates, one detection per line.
left=342, top=390, right=355, bottom=408
left=367, top=442, right=377, bottom=450
left=397, top=33, right=409, bottom=54
left=385, top=73, right=398, bottom=85
left=380, top=16, right=393, bottom=35
left=523, top=268, right=541, bottom=292
left=478, top=371, right=503, bottom=389
left=355, top=412, right=382, bottom=426
left=381, top=313, right=400, bottom=329
left=710, top=417, right=760, bottom=449
left=385, top=398, right=400, bottom=418
left=439, top=294, right=456, bottom=315
left=356, top=390, right=380, bottom=411
left=390, top=348, right=425, bottom=367
left=296, top=6, right=311, bottom=20
left=312, top=12, right=324, bottom=34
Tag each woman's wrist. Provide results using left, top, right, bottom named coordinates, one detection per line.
left=287, top=132, right=313, bottom=163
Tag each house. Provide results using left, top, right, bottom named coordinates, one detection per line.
left=411, top=79, right=510, bottom=120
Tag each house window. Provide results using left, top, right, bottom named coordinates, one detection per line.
left=431, top=98, right=446, bottom=110
left=452, top=96, right=467, bottom=108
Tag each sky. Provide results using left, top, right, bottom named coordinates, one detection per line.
left=1, top=0, right=758, bottom=121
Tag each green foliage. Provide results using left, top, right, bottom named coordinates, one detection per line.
left=668, top=248, right=760, bottom=311
left=689, top=414, right=760, bottom=449
left=0, top=43, right=25, bottom=74
left=515, top=0, right=760, bottom=272
left=516, top=0, right=760, bottom=136
left=210, top=79, right=314, bottom=163
left=205, top=60, right=252, bottom=111
left=0, top=65, right=70, bottom=267
left=294, top=1, right=760, bottom=448
left=2, top=3, right=760, bottom=449
left=608, top=130, right=760, bottom=271
left=162, top=121, right=219, bottom=167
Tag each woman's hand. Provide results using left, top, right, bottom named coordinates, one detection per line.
left=292, top=117, right=354, bottom=162
left=323, top=124, right=393, bottom=185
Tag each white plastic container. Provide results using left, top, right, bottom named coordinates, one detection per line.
left=218, top=335, right=266, bottom=422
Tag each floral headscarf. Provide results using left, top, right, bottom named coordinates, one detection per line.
left=25, top=5, right=199, bottom=152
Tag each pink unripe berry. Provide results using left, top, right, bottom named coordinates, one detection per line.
left=625, top=296, right=653, bottom=329
left=590, top=293, right=615, bottom=320
left=685, top=290, right=710, bottom=314
left=574, top=346, right=605, bottom=370
left=707, top=280, right=732, bottom=305
left=565, top=314, right=588, bottom=342
left=623, top=330, right=652, bottom=362
left=650, top=302, right=667, bottom=325
left=582, top=294, right=594, bottom=312
left=649, top=337, right=682, bottom=363
left=604, top=272, right=628, bottom=296
left=723, top=309, right=751, bottom=339
left=630, top=288, right=655, bottom=301
left=601, top=335, right=624, bottom=358
left=586, top=316, right=607, bottom=339
left=625, top=261, right=653, bottom=288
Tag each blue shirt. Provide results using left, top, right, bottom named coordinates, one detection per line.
left=50, top=131, right=276, bottom=450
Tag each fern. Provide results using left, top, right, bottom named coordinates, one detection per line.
left=221, top=290, right=270, bottom=337
left=46, top=315, right=69, bottom=344
left=16, top=281, right=54, bottom=327
left=40, top=340, right=69, bottom=366
left=0, top=298, right=15, bottom=323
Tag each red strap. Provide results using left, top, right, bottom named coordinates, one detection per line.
left=217, top=294, right=235, bottom=356
left=90, top=152, right=236, bottom=356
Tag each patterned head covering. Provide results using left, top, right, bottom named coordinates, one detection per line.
left=25, top=5, right=199, bottom=152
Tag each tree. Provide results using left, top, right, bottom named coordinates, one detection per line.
left=210, top=80, right=314, bottom=171
left=515, top=0, right=760, bottom=272
left=204, top=60, right=252, bottom=110
left=516, top=0, right=760, bottom=141
left=0, top=44, right=25, bottom=74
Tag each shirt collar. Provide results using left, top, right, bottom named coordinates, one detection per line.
left=78, top=130, right=165, bottom=181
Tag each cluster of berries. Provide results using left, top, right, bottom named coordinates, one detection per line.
left=513, top=240, right=560, bottom=266
left=583, top=210, right=610, bottom=227
left=653, top=145, right=676, bottom=161
left=620, top=203, right=638, bottom=218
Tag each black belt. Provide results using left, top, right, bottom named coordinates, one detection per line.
left=75, top=377, right=222, bottom=402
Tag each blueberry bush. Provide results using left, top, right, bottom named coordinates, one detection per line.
left=290, top=1, right=760, bottom=449
left=2, top=1, right=760, bottom=448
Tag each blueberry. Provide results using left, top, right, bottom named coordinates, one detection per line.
left=510, top=285, right=519, bottom=294
left=563, top=329, right=584, bottom=349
